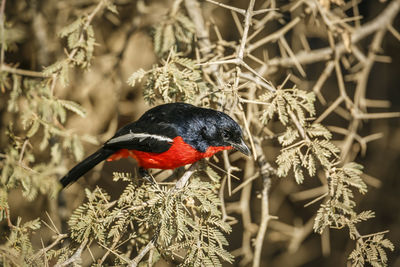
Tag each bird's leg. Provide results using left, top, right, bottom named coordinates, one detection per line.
left=139, top=167, right=157, bottom=185
left=162, top=166, right=185, bottom=182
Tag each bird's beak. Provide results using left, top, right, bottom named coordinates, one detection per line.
left=231, top=138, right=251, bottom=156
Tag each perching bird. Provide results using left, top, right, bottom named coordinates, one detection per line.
left=60, top=102, right=250, bottom=188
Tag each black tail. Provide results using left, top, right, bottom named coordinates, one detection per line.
left=60, top=148, right=115, bottom=188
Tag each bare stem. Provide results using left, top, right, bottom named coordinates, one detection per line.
left=31, top=234, right=68, bottom=262
left=252, top=141, right=274, bottom=267
left=0, top=0, right=6, bottom=66
left=129, top=240, right=155, bottom=267
left=0, top=64, right=50, bottom=77
left=267, top=0, right=400, bottom=68
left=173, top=162, right=199, bottom=191
left=55, top=239, right=88, bottom=267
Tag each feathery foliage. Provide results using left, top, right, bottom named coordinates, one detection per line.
left=256, top=85, right=394, bottom=265
left=128, top=51, right=208, bottom=104
left=153, top=11, right=195, bottom=57
left=348, top=233, right=394, bottom=267
left=0, top=218, right=41, bottom=266
left=64, top=170, right=233, bottom=266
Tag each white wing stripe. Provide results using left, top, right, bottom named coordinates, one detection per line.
left=106, top=131, right=173, bottom=145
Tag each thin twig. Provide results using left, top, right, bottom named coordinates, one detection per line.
left=231, top=172, right=259, bottom=195
left=354, top=112, right=400, bottom=120
left=31, top=234, right=68, bottom=262
left=248, top=17, right=301, bottom=52
left=223, top=151, right=234, bottom=196
left=238, top=158, right=257, bottom=265
left=66, top=0, right=106, bottom=62
left=55, top=239, right=88, bottom=267
left=173, top=162, right=199, bottom=191
left=98, top=235, right=122, bottom=264
left=252, top=141, right=274, bottom=267
left=0, top=0, right=5, bottom=66
left=206, top=0, right=245, bottom=15
left=207, top=161, right=241, bottom=180
left=4, top=207, right=14, bottom=228
left=18, top=139, right=29, bottom=165
left=288, top=110, right=308, bottom=141
left=0, top=64, right=49, bottom=77
left=267, top=0, right=400, bottom=68
left=129, top=240, right=155, bottom=267
left=237, top=0, right=255, bottom=61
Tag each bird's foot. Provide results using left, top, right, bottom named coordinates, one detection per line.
left=139, top=168, right=157, bottom=186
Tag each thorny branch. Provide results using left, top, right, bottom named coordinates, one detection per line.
left=173, top=162, right=199, bottom=190
left=186, top=1, right=278, bottom=265
left=55, top=239, right=88, bottom=267
left=31, top=234, right=68, bottom=262
left=186, top=0, right=398, bottom=265
left=252, top=141, right=275, bottom=267
left=129, top=240, right=155, bottom=267
left=266, top=0, right=400, bottom=69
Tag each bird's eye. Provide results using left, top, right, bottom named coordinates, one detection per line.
left=222, top=130, right=230, bottom=140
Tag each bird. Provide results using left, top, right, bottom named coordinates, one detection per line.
left=60, top=102, right=251, bottom=188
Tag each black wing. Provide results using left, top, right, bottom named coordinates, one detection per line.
left=104, top=103, right=199, bottom=153
left=104, top=120, right=178, bottom=153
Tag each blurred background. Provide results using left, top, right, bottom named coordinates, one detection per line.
left=1, top=0, right=399, bottom=266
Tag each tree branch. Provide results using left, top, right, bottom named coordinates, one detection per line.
left=252, top=141, right=274, bottom=267
left=267, top=0, right=400, bottom=68
left=55, top=239, right=88, bottom=267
